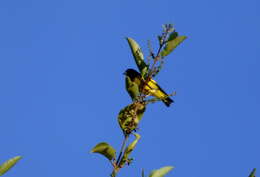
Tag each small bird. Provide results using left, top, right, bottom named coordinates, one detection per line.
left=124, top=68, right=173, bottom=107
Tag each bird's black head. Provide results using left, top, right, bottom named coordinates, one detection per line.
left=123, top=68, right=140, bottom=80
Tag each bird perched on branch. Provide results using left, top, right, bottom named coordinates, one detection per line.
left=124, top=68, right=173, bottom=107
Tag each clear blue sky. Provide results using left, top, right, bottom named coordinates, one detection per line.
left=0, top=0, right=259, bottom=177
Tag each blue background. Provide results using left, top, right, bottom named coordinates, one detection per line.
left=0, top=0, right=259, bottom=177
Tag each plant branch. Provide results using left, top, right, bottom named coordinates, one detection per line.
left=116, top=135, right=129, bottom=166
left=111, top=135, right=129, bottom=177
left=146, top=26, right=171, bottom=79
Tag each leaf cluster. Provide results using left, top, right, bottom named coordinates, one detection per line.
left=127, top=24, right=187, bottom=79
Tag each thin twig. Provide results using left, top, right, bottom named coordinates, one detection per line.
left=111, top=135, right=129, bottom=177
left=146, top=25, right=171, bottom=79
left=116, top=135, right=129, bottom=166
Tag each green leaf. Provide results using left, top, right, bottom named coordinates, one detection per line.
left=160, top=35, right=187, bottom=57
left=91, top=142, right=116, bottom=161
left=248, top=168, right=256, bottom=177
left=149, top=166, right=174, bottom=177
left=118, top=102, right=146, bottom=136
left=126, top=37, right=148, bottom=77
left=124, top=133, right=140, bottom=154
left=119, top=133, right=141, bottom=167
left=0, top=156, right=22, bottom=176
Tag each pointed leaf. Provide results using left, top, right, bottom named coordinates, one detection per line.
left=119, top=133, right=141, bottom=167
left=126, top=37, right=148, bottom=76
left=149, top=166, right=174, bottom=177
left=0, top=156, right=22, bottom=176
left=160, top=36, right=187, bottom=57
left=125, top=133, right=140, bottom=154
left=91, top=142, right=116, bottom=161
left=248, top=168, right=256, bottom=177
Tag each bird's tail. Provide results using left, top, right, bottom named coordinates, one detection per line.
left=163, top=97, right=174, bottom=107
